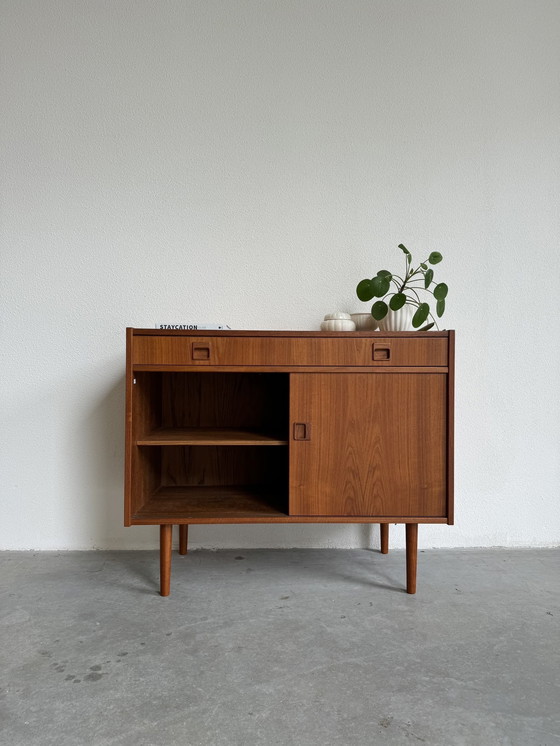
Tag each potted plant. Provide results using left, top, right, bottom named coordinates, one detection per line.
left=356, top=244, right=448, bottom=331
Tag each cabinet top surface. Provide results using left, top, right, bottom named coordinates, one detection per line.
left=130, top=329, right=452, bottom=338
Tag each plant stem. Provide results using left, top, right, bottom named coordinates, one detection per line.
left=428, top=312, right=440, bottom=330
left=399, top=259, right=427, bottom=293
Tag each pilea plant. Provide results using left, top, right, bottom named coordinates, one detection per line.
left=356, top=244, right=448, bottom=330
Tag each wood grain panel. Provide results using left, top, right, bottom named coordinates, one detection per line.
left=290, top=373, right=447, bottom=517
left=132, top=335, right=448, bottom=367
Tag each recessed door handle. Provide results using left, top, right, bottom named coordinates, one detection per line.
left=293, top=422, right=311, bottom=441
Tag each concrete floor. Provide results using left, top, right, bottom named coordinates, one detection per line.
left=1, top=548, right=558, bottom=746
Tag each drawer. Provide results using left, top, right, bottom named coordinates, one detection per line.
left=132, top=335, right=448, bottom=367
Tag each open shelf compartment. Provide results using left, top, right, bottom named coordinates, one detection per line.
left=130, top=444, right=289, bottom=522
left=128, top=372, right=290, bottom=522
left=134, top=485, right=287, bottom=521
left=132, top=371, right=289, bottom=445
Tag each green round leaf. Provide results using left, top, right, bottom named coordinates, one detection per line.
left=376, top=269, right=392, bottom=279
left=433, top=282, right=448, bottom=300
left=356, top=279, right=375, bottom=302
left=420, top=263, right=428, bottom=270
left=428, top=251, right=443, bottom=265
left=371, top=275, right=391, bottom=297
left=419, top=322, right=435, bottom=331
left=371, top=300, right=389, bottom=320
left=424, top=268, right=434, bottom=288
left=412, top=303, right=430, bottom=328
left=389, top=293, right=407, bottom=311
left=398, top=243, right=410, bottom=255
left=436, top=299, right=446, bottom=317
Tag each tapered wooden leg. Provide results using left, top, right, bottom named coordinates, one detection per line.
left=380, top=523, right=389, bottom=554
left=179, top=524, right=188, bottom=555
left=406, top=523, right=418, bottom=594
left=160, top=524, right=172, bottom=597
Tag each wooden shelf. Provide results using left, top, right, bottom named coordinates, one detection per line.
left=137, top=428, right=288, bottom=446
left=133, top=486, right=288, bottom=521
left=131, top=486, right=449, bottom=525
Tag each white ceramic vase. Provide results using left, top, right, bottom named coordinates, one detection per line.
left=379, top=306, right=414, bottom=332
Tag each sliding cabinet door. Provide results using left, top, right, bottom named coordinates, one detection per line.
left=289, top=373, right=447, bottom=517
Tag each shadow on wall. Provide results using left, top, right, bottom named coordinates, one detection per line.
left=77, top=370, right=154, bottom=549
left=82, top=372, right=128, bottom=547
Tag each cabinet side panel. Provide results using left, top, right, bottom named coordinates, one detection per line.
left=447, top=330, right=455, bottom=525
left=290, top=373, right=447, bottom=517
left=124, top=329, right=133, bottom=525
left=131, top=374, right=162, bottom=517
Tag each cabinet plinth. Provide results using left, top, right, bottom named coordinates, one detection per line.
left=125, top=329, right=455, bottom=595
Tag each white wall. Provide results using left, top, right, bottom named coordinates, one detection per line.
left=1, top=0, right=559, bottom=550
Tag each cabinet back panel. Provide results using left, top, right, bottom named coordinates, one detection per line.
left=161, top=446, right=288, bottom=489
left=160, top=373, right=288, bottom=433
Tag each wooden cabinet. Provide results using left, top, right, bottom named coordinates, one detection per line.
left=125, top=329, right=454, bottom=596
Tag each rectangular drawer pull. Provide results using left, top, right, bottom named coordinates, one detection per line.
left=373, top=342, right=392, bottom=361
left=192, top=344, right=211, bottom=360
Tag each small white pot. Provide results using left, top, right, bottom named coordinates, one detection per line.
left=320, top=319, right=356, bottom=331
left=350, top=313, right=378, bottom=331
left=379, top=306, right=414, bottom=332
left=321, top=311, right=356, bottom=331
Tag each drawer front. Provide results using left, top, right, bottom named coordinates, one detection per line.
left=369, top=338, right=448, bottom=366
left=132, top=336, right=448, bottom=367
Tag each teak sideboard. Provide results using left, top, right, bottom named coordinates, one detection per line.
left=125, top=328, right=455, bottom=596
